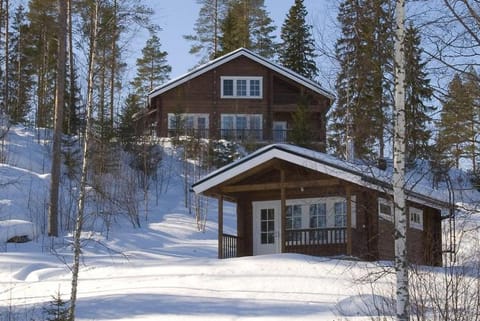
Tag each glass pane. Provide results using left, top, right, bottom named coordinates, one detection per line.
left=250, top=79, right=260, bottom=96
left=309, top=203, right=326, bottom=228
left=236, top=79, right=247, bottom=96
left=236, top=116, right=247, bottom=130
left=223, top=79, right=233, bottom=96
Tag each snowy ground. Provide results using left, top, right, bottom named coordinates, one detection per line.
left=0, top=125, right=477, bottom=320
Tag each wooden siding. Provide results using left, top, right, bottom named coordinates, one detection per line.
left=149, top=56, right=330, bottom=146
left=212, top=158, right=442, bottom=266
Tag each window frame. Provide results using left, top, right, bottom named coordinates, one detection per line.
left=221, top=76, right=263, bottom=99
left=220, top=114, right=263, bottom=140
left=378, top=197, right=394, bottom=221
left=409, top=207, right=423, bottom=230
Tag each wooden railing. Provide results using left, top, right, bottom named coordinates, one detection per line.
left=222, top=233, right=238, bottom=259
left=285, top=227, right=347, bottom=246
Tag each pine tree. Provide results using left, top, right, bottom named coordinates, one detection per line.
left=184, top=0, right=231, bottom=65
left=437, top=71, right=479, bottom=170
left=217, top=0, right=276, bottom=58
left=279, top=0, right=317, bottom=79
left=329, top=0, right=393, bottom=160
left=403, top=22, right=434, bottom=165
left=131, top=33, right=171, bottom=105
left=43, top=290, right=69, bottom=321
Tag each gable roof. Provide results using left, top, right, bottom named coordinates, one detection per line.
left=148, top=48, right=335, bottom=102
left=192, top=144, right=480, bottom=213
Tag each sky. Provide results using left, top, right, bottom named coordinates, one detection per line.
left=134, top=0, right=337, bottom=79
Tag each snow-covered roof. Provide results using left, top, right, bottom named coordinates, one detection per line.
left=148, top=48, right=335, bottom=102
left=192, top=144, right=480, bottom=212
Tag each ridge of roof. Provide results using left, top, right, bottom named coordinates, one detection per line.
left=192, top=143, right=479, bottom=211
left=148, top=48, right=335, bottom=102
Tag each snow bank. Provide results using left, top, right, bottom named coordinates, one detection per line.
left=0, top=220, right=35, bottom=243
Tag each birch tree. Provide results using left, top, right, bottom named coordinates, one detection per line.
left=392, top=0, right=409, bottom=320
left=69, top=1, right=99, bottom=320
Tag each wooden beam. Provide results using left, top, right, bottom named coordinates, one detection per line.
left=280, top=169, right=286, bottom=253
left=221, top=178, right=340, bottom=193
left=346, top=185, right=352, bottom=256
left=218, top=196, right=223, bottom=259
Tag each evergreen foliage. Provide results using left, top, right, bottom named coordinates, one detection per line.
left=118, top=93, right=144, bottom=150
left=329, top=0, right=394, bottom=160
left=131, top=33, right=171, bottom=105
left=42, top=291, right=69, bottom=321
left=279, top=0, right=318, bottom=79
left=437, top=70, right=480, bottom=170
left=184, top=0, right=231, bottom=64
left=290, top=97, right=312, bottom=148
left=403, top=23, right=434, bottom=166
left=217, top=0, right=276, bottom=58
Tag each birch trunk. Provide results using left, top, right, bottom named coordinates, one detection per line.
left=48, top=0, right=67, bottom=237
left=393, top=0, right=409, bottom=320
left=69, top=2, right=98, bottom=320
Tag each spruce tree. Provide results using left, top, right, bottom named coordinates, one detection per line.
left=290, top=97, right=312, bottom=148
left=403, top=22, right=434, bottom=165
left=6, top=4, right=33, bottom=124
left=329, top=0, right=393, bottom=160
left=131, top=33, right=171, bottom=105
left=279, top=0, right=318, bottom=79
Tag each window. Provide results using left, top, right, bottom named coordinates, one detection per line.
left=309, top=203, right=327, bottom=228
left=260, top=208, right=275, bottom=244
left=409, top=207, right=423, bottom=230
left=167, top=113, right=209, bottom=138
left=286, top=205, right=302, bottom=230
left=221, top=76, right=263, bottom=98
left=334, top=201, right=347, bottom=227
left=221, top=114, right=263, bottom=140
left=378, top=198, right=393, bottom=221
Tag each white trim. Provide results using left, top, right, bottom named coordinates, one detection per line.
left=148, top=48, right=335, bottom=103
left=378, top=197, right=394, bottom=221
left=220, top=76, right=263, bottom=99
left=409, top=207, right=424, bottom=231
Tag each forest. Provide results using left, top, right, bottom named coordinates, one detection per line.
left=0, top=1, right=479, bottom=320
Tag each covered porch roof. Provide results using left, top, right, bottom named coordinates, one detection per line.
left=192, top=144, right=455, bottom=212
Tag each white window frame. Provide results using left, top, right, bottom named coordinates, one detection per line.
left=409, top=207, right=423, bottom=230
left=378, top=197, right=394, bottom=221
left=167, top=113, right=209, bottom=131
left=221, top=76, right=263, bottom=99
left=220, top=114, right=263, bottom=140
left=285, top=196, right=356, bottom=230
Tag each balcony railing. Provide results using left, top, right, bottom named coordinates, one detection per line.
left=222, top=233, right=238, bottom=259
left=285, top=227, right=347, bottom=246
left=168, top=128, right=209, bottom=139
left=220, top=129, right=263, bottom=141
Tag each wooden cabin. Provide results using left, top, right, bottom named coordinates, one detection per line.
left=192, top=144, right=449, bottom=266
left=146, top=48, right=334, bottom=150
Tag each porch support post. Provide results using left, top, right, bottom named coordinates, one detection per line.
left=280, top=169, right=286, bottom=253
left=218, top=196, right=224, bottom=259
left=346, top=185, right=352, bottom=256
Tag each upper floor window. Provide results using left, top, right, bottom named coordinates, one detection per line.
left=409, top=207, right=423, bottom=230
left=221, top=76, right=263, bottom=99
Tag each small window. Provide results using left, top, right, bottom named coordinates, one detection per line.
left=286, top=205, right=302, bottom=230
left=310, top=203, right=326, bottom=228
left=334, top=201, right=347, bottom=227
left=379, top=198, right=393, bottom=221
left=221, top=76, right=263, bottom=98
left=409, top=207, right=423, bottom=230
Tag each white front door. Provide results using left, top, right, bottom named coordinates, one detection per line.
left=253, top=201, right=281, bottom=255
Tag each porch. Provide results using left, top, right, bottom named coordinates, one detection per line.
left=220, top=227, right=347, bottom=259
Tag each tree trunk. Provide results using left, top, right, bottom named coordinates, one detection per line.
left=3, top=0, right=9, bottom=112
left=67, top=0, right=75, bottom=134
left=69, top=2, right=98, bottom=320
left=48, top=0, right=67, bottom=237
left=109, top=0, right=117, bottom=129
left=393, top=0, right=409, bottom=320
